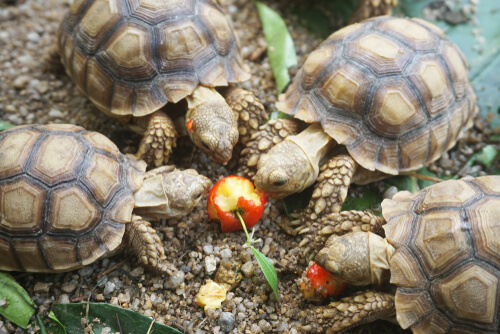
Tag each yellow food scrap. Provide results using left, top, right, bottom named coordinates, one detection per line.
left=195, top=280, right=229, bottom=310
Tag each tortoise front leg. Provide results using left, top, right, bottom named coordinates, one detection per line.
left=126, top=215, right=173, bottom=275
left=298, top=210, right=386, bottom=260
left=236, top=118, right=306, bottom=181
left=223, top=87, right=268, bottom=147
left=279, top=155, right=358, bottom=236
left=135, top=111, right=177, bottom=168
left=299, top=290, right=396, bottom=333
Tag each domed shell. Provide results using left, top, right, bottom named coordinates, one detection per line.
left=381, top=176, right=500, bottom=333
left=57, top=0, right=250, bottom=118
left=0, top=124, right=146, bottom=272
left=277, top=16, right=478, bottom=175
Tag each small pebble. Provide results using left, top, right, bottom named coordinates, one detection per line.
left=13, top=75, right=30, bottom=89
left=58, top=294, right=70, bottom=304
left=118, top=292, right=130, bottom=304
left=205, top=256, right=217, bottom=275
left=61, top=282, right=77, bottom=293
left=33, top=282, right=50, bottom=293
left=203, top=244, right=213, bottom=254
left=78, top=266, right=94, bottom=277
left=130, top=267, right=144, bottom=278
left=219, top=312, right=235, bottom=332
left=220, top=248, right=232, bottom=259
left=258, top=319, right=272, bottom=332
left=103, top=281, right=116, bottom=295
left=241, top=261, right=254, bottom=278
left=383, top=186, right=398, bottom=200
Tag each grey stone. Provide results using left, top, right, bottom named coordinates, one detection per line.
left=219, top=312, right=235, bottom=332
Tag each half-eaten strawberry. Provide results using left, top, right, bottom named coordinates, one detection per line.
left=207, top=176, right=267, bottom=233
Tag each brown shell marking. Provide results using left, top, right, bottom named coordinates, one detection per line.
left=381, top=176, right=500, bottom=332
left=276, top=16, right=478, bottom=175
left=0, top=125, right=146, bottom=272
left=58, top=0, right=250, bottom=118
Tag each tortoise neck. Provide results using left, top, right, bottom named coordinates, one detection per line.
left=284, top=123, right=335, bottom=179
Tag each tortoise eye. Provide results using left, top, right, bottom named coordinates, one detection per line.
left=273, top=179, right=287, bottom=187
left=200, top=140, right=210, bottom=150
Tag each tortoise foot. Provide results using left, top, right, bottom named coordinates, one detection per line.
left=136, top=111, right=177, bottom=168
left=126, top=215, right=174, bottom=275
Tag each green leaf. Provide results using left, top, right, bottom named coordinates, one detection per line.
left=282, top=185, right=314, bottom=217
left=250, top=246, right=279, bottom=300
left=47, top=311, right=67, bottom=334
left=465, top=144, right=499, bottom=168
left=341, top=189, right=383, bottom=215
left=50, top=303, right=183, bottom=334
left=36, top=315, right=49, bottom=334
left=386, top=175, right=419, bottom=193
left=0, top=120, right=14, bottom=132
left=0, top=272, right=36, bottom=329
left=400, top=0, right=500, bottom=129
left=255, top=1, right=298, bottom=93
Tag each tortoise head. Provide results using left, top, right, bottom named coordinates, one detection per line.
left=186, top=87, right=239, bottom=164
left=254, top=140, right=316, bottom=198
left=133, top=167, right=212, bottom=220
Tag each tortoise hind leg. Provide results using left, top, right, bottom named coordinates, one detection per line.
left=125, top=215, right=174, bottom=275
left=135, top=111, right=177, bottom=168
left=278, top=155, right=357, bottom=236
left=299, top=290, right=395, bottom=333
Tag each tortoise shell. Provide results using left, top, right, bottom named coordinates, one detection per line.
left=0, top=124, right=146, bottom=272
left=57, top=0, right=250, bottom=118
left=277, top=16, right=478, bottom=175
left=382, top=176, right=500, bottom=332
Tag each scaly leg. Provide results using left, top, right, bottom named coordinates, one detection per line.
left=299, top=290, right=396, bottom=333
left=298, top=210, right=386, bottom=260
left=136, top=111, right=177, bottom=168
left=236, top=118, right=306, bottom=181
left=223, top=87, right=268, bottom=147
left=125, top=215, right=173, bottom=275
left=279, top=155, right=357, bottom=236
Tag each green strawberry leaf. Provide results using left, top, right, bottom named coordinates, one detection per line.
left=255, top=1, right=298, bottom=93
left=250, top=246, right=279, bottom=300
left=0, top=120, right=14, bottom=132
left=0, top=272, right=36, bottom=329
left=50, top=303, right=182, bottom=334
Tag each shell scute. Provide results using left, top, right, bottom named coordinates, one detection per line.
left=411, top=210, right=471, bottom=279
left=0, top=179, right=45, bottom=233
left=431, top=263, right=499, bottom=325
left=0, top=129, right=41, bottom=179
left=29, top=134, right=86, bottom=186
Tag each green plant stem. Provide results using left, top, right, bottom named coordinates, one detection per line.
left=235, top=211, right=252, bottom=245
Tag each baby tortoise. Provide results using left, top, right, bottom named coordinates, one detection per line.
left=298, top=176, right=500, bottom=333
left=57, top=0, right=266, bottom=167
left=239, top=16, right=478, bottom=233
left=0, top=124, right=211, bottom=273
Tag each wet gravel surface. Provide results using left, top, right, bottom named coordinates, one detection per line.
left=0, top=0, right=497, bottom=333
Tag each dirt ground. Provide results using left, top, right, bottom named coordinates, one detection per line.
left=0, top=0, right=495, bottom=333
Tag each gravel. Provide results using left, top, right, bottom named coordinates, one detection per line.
left=0, top=0, right=496, bottom=333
